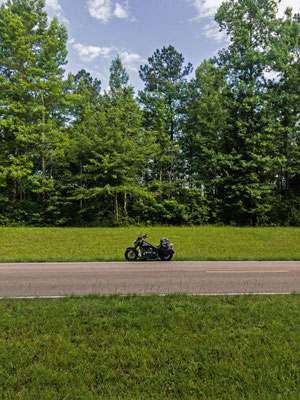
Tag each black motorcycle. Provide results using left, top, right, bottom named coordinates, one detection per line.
left=125, top=234, right=175, bottom=261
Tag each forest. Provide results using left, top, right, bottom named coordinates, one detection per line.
left=0, top=0, right=299, bottom=226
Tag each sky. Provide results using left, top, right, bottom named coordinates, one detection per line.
left=1, top=0, right=300, bottom=91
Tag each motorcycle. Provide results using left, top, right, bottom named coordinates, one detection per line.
left=125, top=234, right=175, bottom=261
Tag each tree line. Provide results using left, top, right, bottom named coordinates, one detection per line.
left=0, top=0, right=299, bottom=226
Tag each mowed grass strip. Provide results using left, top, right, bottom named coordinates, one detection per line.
left=0, top=226, right=299, bottom=262
left=0, top=294, right=299, bottom=400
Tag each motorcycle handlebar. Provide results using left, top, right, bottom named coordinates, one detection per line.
left=136, top=234, right=147, bottom=240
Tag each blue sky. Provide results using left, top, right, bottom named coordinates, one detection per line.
left=2, top=0, right=300, bottom=91
left=58, top=0, right=229, bottom=91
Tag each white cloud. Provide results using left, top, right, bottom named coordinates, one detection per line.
left=120, top=50, right=142, bottom=71
left=188, top=0, right=225, bottom=41
left=189, top=0, right=300, bottom=20
left=189, top=0, right=222, bottom=20
left=88, top=0, right=112, bottom=23
left=277, top=0, right=300, bottom=16
left=71, top=40, right=142, bottom=74
left=46, top=0, right=62, bottom=12
left=88, top=0, right=135, bottom=22
left=85, top=68, right=107, bottom=81
left=73, top=42, right=114, bottom=62
left=114, top=1, right=129, bottom=19
left=45, top=0, right=69, bottom=24
left=203, top=21, right=227, bottom=42
left=189, top=0, right=300, bottom=41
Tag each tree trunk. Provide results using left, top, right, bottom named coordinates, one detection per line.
left=114, top=193, right=119, bottom=222
left=12, top=180, right=17, bottom=203
left=41, top=91, right=46, bottom=178
left=41, top=91, right=46, bottom=205
left=12, top=144, right=19, bottom=203
left=80, top=165, right=83, bottom=210
left=124, top=191, right=127, bottom=215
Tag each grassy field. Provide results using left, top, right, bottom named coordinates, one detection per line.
left=0, top=226, right=299, bottom=262
left=0, top=294, right=299, bottom=399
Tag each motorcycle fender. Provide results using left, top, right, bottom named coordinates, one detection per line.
left=126, top=247, right=136, bottom=252
left=160, top=248, right=174, bottom=256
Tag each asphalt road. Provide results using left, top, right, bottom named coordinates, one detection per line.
left=0, top=261, right=299, bottom=297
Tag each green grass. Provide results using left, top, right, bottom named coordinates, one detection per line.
left=0, top=294, right=299, bottom=399
left=0, top=226, right=299, bottom=262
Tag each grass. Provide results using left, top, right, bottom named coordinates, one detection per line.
left=0, top=294, right=299, bottom=399
left=0, top=226, right=299, bottom=262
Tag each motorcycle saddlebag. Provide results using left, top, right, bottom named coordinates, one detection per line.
left=160, top=237, right=170, bottom=249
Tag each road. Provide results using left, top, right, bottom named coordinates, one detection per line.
left=0, top=261, right=299, bottom=297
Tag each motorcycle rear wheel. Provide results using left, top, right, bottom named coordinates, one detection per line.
left=125, top=249, right=138, bottom=261
left=160, top=253, right=173, bottom=261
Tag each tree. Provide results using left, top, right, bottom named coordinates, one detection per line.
left=0, top=0, right=46, bottom=215
left=139, top=45, right=193, bottom=197
left=73, top=58, right=155, bottom=224
left=266, top=9, right=300, bottom=224
left=0, top=0, right=73, bottom=224
left=181, top=59, right=229, bottom=221
left=214, top=0, right=284, bottom=225
left=59, top=69, right=103, bottom=224
left=139, top=45, right=192, bottom=142
left=109, top=56, right=129, bottom=95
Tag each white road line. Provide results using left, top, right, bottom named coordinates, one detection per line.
left=0, top=292, right=296, bottom=299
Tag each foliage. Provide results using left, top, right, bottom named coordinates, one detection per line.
left=0, top=0, right=299, bottom=226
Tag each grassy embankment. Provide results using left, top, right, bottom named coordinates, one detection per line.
left=0, top=226, right=299, bottom=262
left=0, top=294, right=299, bottom=399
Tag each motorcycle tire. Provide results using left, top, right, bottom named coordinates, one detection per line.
left=160, top=253, right=173, bottom=261
left=125, top=248, right=138, bottom=261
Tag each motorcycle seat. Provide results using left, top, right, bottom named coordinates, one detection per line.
left=142, top=241, right=160, bottom=250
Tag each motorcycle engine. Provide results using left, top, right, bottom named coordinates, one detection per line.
left=142, top=246, right=155, bottom=257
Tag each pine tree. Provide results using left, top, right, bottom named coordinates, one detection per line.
left=0, top=0, right=72, bottom=224
left=73, top=58, right=155, bottom=224
left=139, top=45, right=192, bottom=191
left=181, top=59, right=229, bottom=222
left=60, top=69, right=103, bottom=224
left=266, top=9, right=300, bottom=224
left=214, top=0, right=282, bottom=225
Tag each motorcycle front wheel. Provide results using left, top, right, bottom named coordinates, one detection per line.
left=125, top=248, right=138, bottom=261
left=160, top=253, right=173, bottom=261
